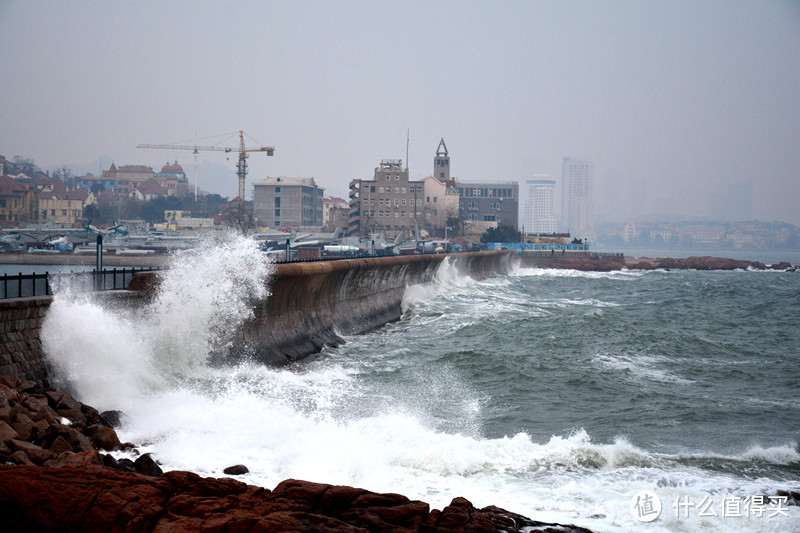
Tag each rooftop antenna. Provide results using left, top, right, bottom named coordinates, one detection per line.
left=405, top=129, right=409, bottom=172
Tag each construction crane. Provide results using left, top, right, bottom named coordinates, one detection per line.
left=137, top=130, right=275, bottom=203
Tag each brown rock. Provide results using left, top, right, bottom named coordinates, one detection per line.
left=0, top=420, right=19, bottom=444
left=56, top=450, right=104, bottom=467
left=16, top=380, right=37, bottom=393
left=49, top=435, right=74, bottom=455
left=11, top=439, right=54, bottom=464
left=134, top=454, right=163, bottom=477
left=9, top=450, right=33, bottom=465
left=0, top=467, right=596, bottom=533
left=0, top=386, right=17, bottom=407
left=12, top=413, right=36, bottom=441
left=0, top=394, right=10, bottom=421
left=88, top=426, right=121, bottom=451
left=57, top=408, right=86, bottom=425
left=45, top=390, right=82, bottom=412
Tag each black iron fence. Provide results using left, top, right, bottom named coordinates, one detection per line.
left=0, top=267, right=160, bottom=300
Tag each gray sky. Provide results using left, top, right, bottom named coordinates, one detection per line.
left=2, top=1, right=798, bottom=224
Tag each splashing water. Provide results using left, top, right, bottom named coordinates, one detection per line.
left=38, top=253, right=800, bottom=532
left=42, top=233, right=274, bottom=407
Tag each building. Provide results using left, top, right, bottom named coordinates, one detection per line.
left=253, top=176, right=324, bottom=230
left=104, top=164, right=155, bottom=196
left=130, top=178, right=168, bottom=202
left=323, top=196, right=349, bottom=232
left=561, top=157, right=593, bottom=238
left=421, top=176, right=459, bottom=236
left=77, top=174, right=117, bottom=193
left=164, top=210, right=215, bottom=229
left=457, top=181, right=519, bottom=235
left=0, top=175, right=36, bottom=225
left=433, top=138, right=450, bottom=181
left=157, top=161, right=189, bottom=197
left=323, top=196, right=348, bottom=225
left=37, top=192, right=84, bottom=226
left=348, top=159, right=424, bottom=238
left=524, top=175, right=557, bottom=234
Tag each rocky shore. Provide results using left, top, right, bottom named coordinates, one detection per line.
left=624, top=255, right=796, bottom=271
left=0, top=377, right=593, bottom=532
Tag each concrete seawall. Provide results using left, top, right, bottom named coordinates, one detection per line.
left=129, top=250, right=513, bottom=365
left=0, top=251, right=513, bottom=387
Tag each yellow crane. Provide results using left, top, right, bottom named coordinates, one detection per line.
left=137, top=130, right=275, bottom=203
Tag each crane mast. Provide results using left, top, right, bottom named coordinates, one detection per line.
left=137, top=131, right=275, bottom=203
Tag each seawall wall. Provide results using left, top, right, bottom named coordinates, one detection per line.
left=2, top=251, right=513, bottom=385
left=0, top=297, right=52, bottom=388
left=129, top=250, right=513, bottom=365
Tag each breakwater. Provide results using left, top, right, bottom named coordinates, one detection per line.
left=1, top=251, right=512, bottom=385
left=128, top=250, right=513, bottom=365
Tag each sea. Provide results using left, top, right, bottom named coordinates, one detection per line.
left=21, top=238, right=800, bottom=532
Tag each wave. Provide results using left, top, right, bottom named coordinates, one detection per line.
left=41, top=234, right=274, bottom=408
left=510, top=265, right=645, bottom=280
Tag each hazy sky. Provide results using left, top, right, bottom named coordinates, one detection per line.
left=2, top=1, right=798, bottom=224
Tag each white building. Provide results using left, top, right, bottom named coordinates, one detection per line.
left=524, top=175, right=557, bottom=234
left=561, top=157, right=593, bottom=238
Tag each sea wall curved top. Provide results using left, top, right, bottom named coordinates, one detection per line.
left=129, top=251, right=513, bottom=365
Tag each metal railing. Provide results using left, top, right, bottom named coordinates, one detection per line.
left=0, top=267, right=160, bottom=299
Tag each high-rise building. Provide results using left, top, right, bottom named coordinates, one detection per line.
left=561, top=157, right=593, bottom=237
left=524, top=175, right=557, bottom=234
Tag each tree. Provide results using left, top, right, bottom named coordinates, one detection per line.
left=12, top=156, right=39, bottom=176
left=446, top=214, right=463, bottom=238
left=480, top=224, right=522, bottom=244
left=52, top=166, right=74, bottom=186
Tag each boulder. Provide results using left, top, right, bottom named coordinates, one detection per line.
left=134, top=454, right=163, bottom=477
left=223, top=464, right=250, bottom=475
left=88, top=425, right=121, bottom=451
left=0, top=466, right=596, bottom=533
left=0, top=420, right=19, bottom=444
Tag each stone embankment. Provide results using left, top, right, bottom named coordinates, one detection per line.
left=0, top=375, right=593, bottom=532
left=129, top=251, right=514, bottom=365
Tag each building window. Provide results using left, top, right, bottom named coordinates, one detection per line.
left=395, top=175, right=399, bottom=180
left=401, top=187, right=406, bottom=194
left=275, top=197, right=281, bottom=207
left=379, top=187, right=384, bottom=193
left=394, top=199, right=400, bottom=207
left=275, top=187, right=280, bottom=192
left=401, top=199, right=406, bottom=206
left=275, top=209, right=280, bottom=217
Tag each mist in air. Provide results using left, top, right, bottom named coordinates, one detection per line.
left=1, top=1, right=798, bottom=223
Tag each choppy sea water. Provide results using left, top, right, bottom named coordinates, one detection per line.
left=40, top=238, right=799, bottom=532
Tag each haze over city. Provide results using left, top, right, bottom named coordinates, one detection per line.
left=1, top=1, right=798, bottom=225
